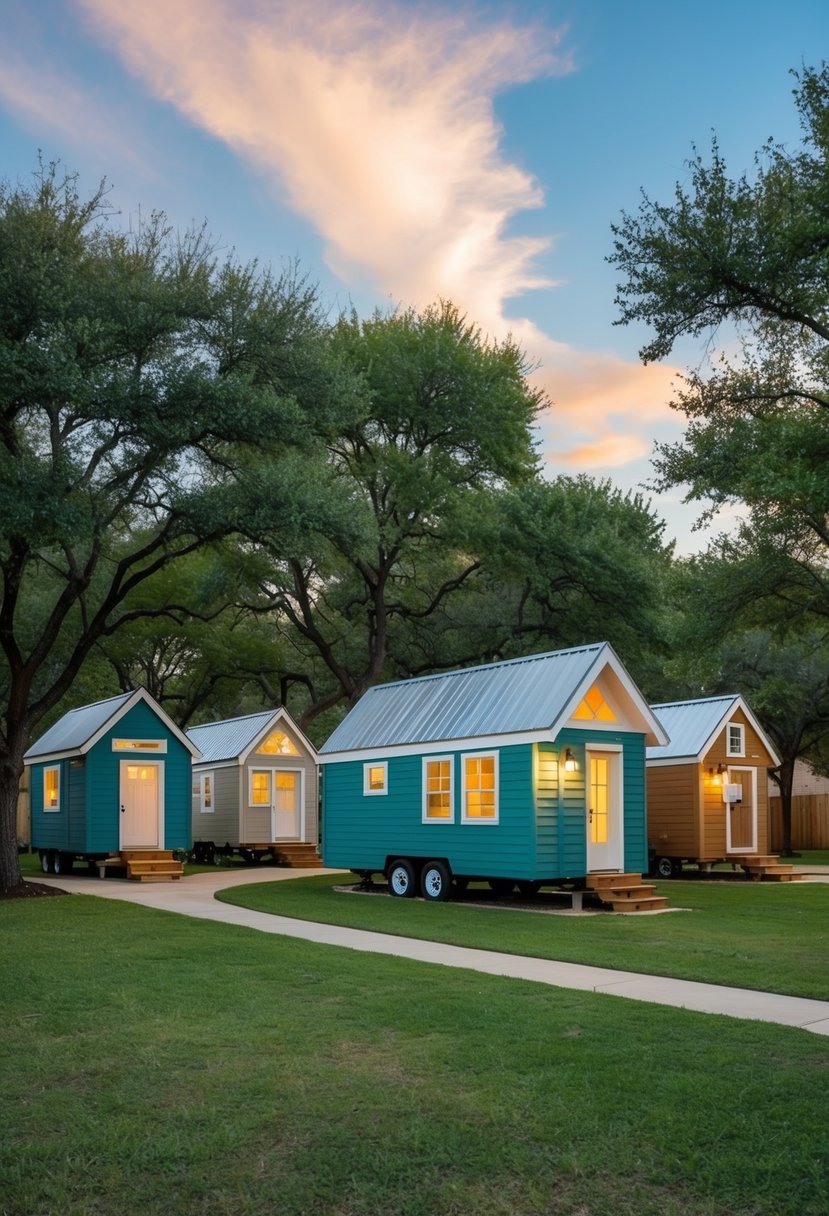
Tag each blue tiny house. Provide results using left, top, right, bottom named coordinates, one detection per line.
left=319, top=644, right=668, bottom=901
left=24, top=688, right=199, bottom=876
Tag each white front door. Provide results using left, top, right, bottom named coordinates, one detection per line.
left=272, top=770, right=301, bottom=840
left=586, top=748, right=624, bottom=871
left=725, top=766, right=757, bottom=853
left=120, top=760, right=163, bottom=848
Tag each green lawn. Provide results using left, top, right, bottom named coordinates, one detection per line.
left=2, top=895, right=828, bottom=1216
left=220, top=873, right=829, bottom=999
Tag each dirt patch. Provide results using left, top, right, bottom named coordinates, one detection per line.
left=0, top=880, right=68, bottom=902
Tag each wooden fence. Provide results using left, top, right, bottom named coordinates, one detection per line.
left=769, top=794, right=829, bottom=850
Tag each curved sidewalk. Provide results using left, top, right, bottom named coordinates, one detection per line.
left=29, top=868, right=829, bottom=1037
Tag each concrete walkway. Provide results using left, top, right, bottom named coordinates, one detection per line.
left=29, top=867, right=829, bottom=1038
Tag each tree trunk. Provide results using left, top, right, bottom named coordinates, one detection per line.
left=777, top=758, right=795, bottom=856
left=0, top=751, right=25, bottom=893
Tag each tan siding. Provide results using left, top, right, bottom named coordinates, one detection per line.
left=242, top=750, right=318, bottom=845
left=646, top=765, right=699, bottom=855
left=702, top=709, right=774, bottom=855
left=192, top=765, right=240, bottom=847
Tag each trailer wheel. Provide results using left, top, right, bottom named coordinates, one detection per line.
left=516, top=880, right=541, bottom=897
left=39, top=850, right=51, bottom=874
left=421, top=860, right=451, bottom=902
left=52, top=851, right=63, bottom=875
left=654, top=856, right=675, bottom=879
left=387, top=859, right=416, bottom=898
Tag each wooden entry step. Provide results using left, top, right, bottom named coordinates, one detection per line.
left=120, top=850, right=184, bottom=882
left=273, top=843, right=322, bottom=868
left=737, top=855, right=803, bottom=882
left=585, top=872, right=668, bottom=913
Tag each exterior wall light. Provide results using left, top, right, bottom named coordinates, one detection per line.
left=564, top=748, right=577, bottom=773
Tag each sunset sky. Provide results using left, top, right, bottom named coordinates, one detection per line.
left=1, top=0, right=826, bottom=549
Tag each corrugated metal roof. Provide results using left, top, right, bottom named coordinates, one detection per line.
left=647, top=696, right=738, bottom=761
left=24, top=691, right=135, bottom=760
left=186, top=710, right=276, bottom=765
left=320, top=644, right=613, bottom=754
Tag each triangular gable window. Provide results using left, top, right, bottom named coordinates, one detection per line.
left=572, top=684, right=616, bottom=722
left=258, top=731, right=299, bottom=756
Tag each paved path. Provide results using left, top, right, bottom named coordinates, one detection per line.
left=29, top=868, right=829, bottom=1037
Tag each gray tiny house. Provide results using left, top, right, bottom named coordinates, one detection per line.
left=319, top=643, right=668, bottom=902
left=24, top=688, right=198, bottom=877
left=186, top=707, right=319, bottom=865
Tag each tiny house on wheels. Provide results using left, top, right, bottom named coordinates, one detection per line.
left=646, top=695, right=796, bottom=880
left=186, top=707, right=319, bottom=866
left=319, top=643, right=669, bottom=908
left=24, top=688, right=199, bottom=880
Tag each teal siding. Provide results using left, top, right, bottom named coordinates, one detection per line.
left=85, top=701, right=192, bottom=851
left=30, top=761, right=69, bottom=850
left=68, top=763, right=86, bottom=852
left=621, top=733, right=647, bottom=873
left=323, top=744, right=537, bottom=880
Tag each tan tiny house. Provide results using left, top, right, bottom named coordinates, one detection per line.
left=186, top=708, right=319, bottom=865
left=646, top=695, right=784, bottom=877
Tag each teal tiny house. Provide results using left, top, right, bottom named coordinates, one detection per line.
left=319, top=644, right=668, bottom=901
left=24, top=688, right=199, bottom=876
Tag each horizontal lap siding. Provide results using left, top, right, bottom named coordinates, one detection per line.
left=86, top=701, right=192, bottom=851
left=535, top=746, right=559, bottom=874
left=646, top=765, right=698, bottom=856
left=30, top=762, right=69, bottom=851
left=322, top=745, right=536, bottom=879
left=620, top=734, right=647, bottom=873
left=192, top=765, right=239, bottom=847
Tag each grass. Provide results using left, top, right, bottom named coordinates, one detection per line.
left=219, top=873, right=829, bottom=1000
left=2, top=894, right=829, bottom=1216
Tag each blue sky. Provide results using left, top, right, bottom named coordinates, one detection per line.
left=2, top=0, right=826, bottom=550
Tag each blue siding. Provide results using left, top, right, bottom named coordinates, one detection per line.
left=30, top=761, right=69, bottom=851
left=323, top=744, right=538, bottom=880
left=621, top=733, right=647, bottom=872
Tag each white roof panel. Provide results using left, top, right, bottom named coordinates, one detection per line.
left=187, top=707, right=317, bottom=765
left=320, top=643, right=666, bottom=755
left=647, top=696, right=740, bottom=762
left=24, top=691, right=135, bottom=760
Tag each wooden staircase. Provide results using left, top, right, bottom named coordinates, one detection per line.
left=585, top=872, right=668, bottom=912
left=273, top=842, right=323, bottom=868
left=737, top=855, right=803, bottom=882
left=121, top=850, right=184, bottom=882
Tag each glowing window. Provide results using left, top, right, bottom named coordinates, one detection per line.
left=423, top=757, right=453, bottom=822
left=258, top=731, right=299, bottom=756
left=112, top=739, right=167, bottom=752
left=572, top=684, right=616, bottom=722
left=363, top=762, right=388, bottom=795
left=250, top=770, right=271, bottom=806
left=200, top=772, right=214, bottom=814
left=462, top=753, right=498, bottom=822
left=43, top=766, right=60, bottom=812
left=589, top=756, right=609, bottom=844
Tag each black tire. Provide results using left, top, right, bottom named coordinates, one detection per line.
left=387, top=859, right=417, bottom=898
left=655, top=856, right=675, bottom=879
left=52, top=851, right=63, bottom=875
left=516, top=880, right=541, bottom=897
left=488, top=878, right=515, bottom=897
left=421, top=860, right=452, bottom=902
left=39, top=850, right=51, bottom=874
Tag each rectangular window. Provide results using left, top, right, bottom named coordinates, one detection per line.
left=250, top=770, right=271, bottom=806
left=199, top=772, right=214, bottom=814
left=462, top=752, right=499, bottom=823
left=43, top=766, right=60, bottom=812
left=423, top=757, right=453, bottom=822
left=112, top=739, right=167, bottom=752
left=726, top=723, right=745, bottom=757
left=363, top=762, right=388, bottom=795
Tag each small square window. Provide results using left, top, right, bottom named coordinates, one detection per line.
left=462, top=752, right=499, bottom=823
left=363, top=762, right=388, bottom=795
left=726, top=723, right=745, bottom=757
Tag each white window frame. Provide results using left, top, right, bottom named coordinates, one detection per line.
left=461, top=751, right=499, bottom=824
left=726, top=722, right=745, bottom=757
left=199, top=771, right=215, bottom=814
left=112, top=738, right=168, bottom=752
left=249, top=768, right=273, bottom=808
left=43, top=765, right=61, bottom=813
left=363, top=761, right=388, bottom=796
left=422, top=755, right=454, bottom=824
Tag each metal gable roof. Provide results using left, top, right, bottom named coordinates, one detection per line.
left=23, top=688, right=200, bottom=762
left=320, top=643, right=665, bottom=755
left=646, top=696, right=741, bottom=762
left=187, top=707, right=316, bottom=766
